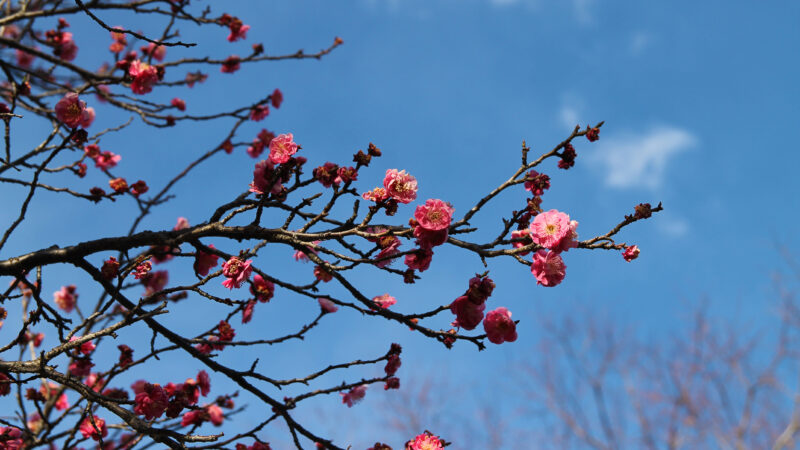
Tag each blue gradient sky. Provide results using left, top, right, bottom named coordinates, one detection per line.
left=1, top=0, right=798, bottom=448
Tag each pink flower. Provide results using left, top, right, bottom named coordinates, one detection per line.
left=413, top=225, right=449, bottom=248
left=466, top=274, right=495, bottom=304
left=242, top=300, right=256, bottom=323
left=79, top=415, right=108, bottom=441
left=483, top=307, right=517, bottom=344
left=523, top=170, right=550, bottom=195
left=293, top=241, right=319, bottom=262
left=221, top=55, right=241, bottom=73
left=622, top=245, right=640, bottom=262
left=531, top=249, right=566, bottom=287
left=134, top=383, right=169, bottom=420
left=171, top=98, right=186, bottom=111
left=207, top=404, right=224, bottom=426
left=383, top=169, right=418, bottom=204
left=15, top=48, right=36, bottom=68
left=271, top=88, right=283, bottom=108
left=385, top=354, right=401, bottom=376
left=407, top=432, right=444, bottom=450
left=222, top=257, right=252, bottom=289
left=53, top=285, right=78, bottom=312
left=362, top=187, right=389, bottom=203
left=530, top=209, right=572, bottom=250
left=449, top=295, right=485, bottom=330
left=93, top=151, right=121, bottom=170
left=181, top=409, right=205, bottom=427
left=372, top=293, right=397, bottom=309
left=173, top=217, right=189, bottom=230
left=80, top=107, right=95, bottom=128
left=53, top=32, right=78, bottom=61
left=143, top=42, right=166, bottom=61
left=250, top=104, right=269, bottom=121
left=414, top=199, right=455, bottom=231
left=68, top=358, right=94, bottom=377
left=318, top=297, right=338, bottom=313
left=551, top=220, right=579, bottom=253
left=249, top=160, right=283, bottom=195
left=69, top=336, right=95, bottom=355
left=0, top=427, right=23, bottom=449
left=197, top=370, right=211, bottom=396
left=54, top=93, right=89, bottom=128
left=128, top=60, right=160, bottom=95
left=404, top=247, right=433, bottom=272
left=511, top=229, right=532, bottom=256
left=194, top=244, right=219, bottom=276
left=313, top=162, right=340, bottom=187
left=250, top=274, right=275, bottom=303
left=227, top=23, right=250, bottom=42
left=340, top=385, right=367, bottom=407
left=268, top=133, right=298, bottom=164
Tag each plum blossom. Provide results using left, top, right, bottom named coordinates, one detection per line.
left=372, top=293, right=397, bottom=309
left=221, top=257, right=252, bottom=289
left=128, top=60, right=159, bottom=95
left=340, top=385, right=367, bottom=407
left=414, top=199, right=455, bottom=231
left=530, top=209, right=572, bottom=250
left=524, top=170, right=550, bottom=195
left=249, top=160, right=283, bottom=195
left=79, top=415, right=108, bottom=441
left=250, top=274, right=275, bottom=303
left=268, top=133, right=298, bottom=164
left=404, top=247, right=433, bottom=272
left=407, top=432, right=444, bottom=450
left=450, top=296, right=485, bottom=330
left=271, top=88, right=283, bottom=108
left=194, top=244, right=219, bottom=276
left=483, top=307, right=517, bottom=344
left=531, top=249, right=567, bottom=287
left=318, top=298, right=338, bottom=313
left=53, top=285, right=78, bottom=312
left=622, top=245, right=640, bottom=262
left=511, top=229, right=532, bottom=256
left=54, top=93, right=90, bottom=128
left=383, top=169, right=418, bottom=204
left=134, top=383, right=169, bottom=420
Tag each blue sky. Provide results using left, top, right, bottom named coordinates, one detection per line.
left=1, top=0, right=799, bottom=448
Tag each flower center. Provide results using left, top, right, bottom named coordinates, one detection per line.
left=545, top=223, right=558, bottom=235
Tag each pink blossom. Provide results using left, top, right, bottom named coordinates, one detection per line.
left=362, top=187, right=389, bottom=202
left=405, top=247, right=433, bottom=272
left=340, top=385, right=367, bottom=407
left=207, top=404, right=224, bottom=426
left=511, top=229, right=532, bottom=256
left=622, top=245, right=640, bottom=262
left=0, top=373, right=10, bottom=397
left=94, top=151, right=121, bottom=170
left=483, top=307, right=518, bottom=344
left=68, top=358, right=94, bottom=377
left=414, top=199, right=455, bottom=231
left=449, top=295, right=485, bottom=330
left=54, top=32, right=78, bottom=61
left=249, top=160, right=283, bottom=195
left=251, top=274, right=275, bottom=303
left=524, top=170, right=550, bottom=195
left=221, top=257, right=252, bottom=289
left=174, top=217, right=189, bottom=230
left=171, top=98, right=186, bottom=111
left=227, top=24, right=250, bottom=42
left=293, top=241, right=319, bottom=262
left=0, top=427, right=23, bottom=449
left=194, top=244, right=219, bottom=276
left=271, top=88, right=283, bottom=108
left=318, top=297, right=338, bottom=314
left=181, top=409, right=205, bottom=427
left=530, top=209, right=572, bottom=250
left=242, top=300, right=256, bottom=323
left=134, top=383, right=169, bottom=420
left=372, top=293, right=397, bottom=309
left=143, top=42, right=166, bottom=61
left=221, top=55, right=241, bottom=73
left=80, top=107, right=95, bottom=128
left=551, top=220, right=579, bottom=253
left=268, top=133, right=298, bottom=164
left=197, top=370, right=211, bottom=396
left=79, top=415, right=108, bottom=441
left=383, top=169, right=418, bottom=204
left=128, top=60, right=159, bottom=95
left=15, top=49, right=35, bottom=68
left=250, top=104, right=269, bottom=121
left=53, top=285, right=78, bottom=312
left=69, top=336, right=95, bottom=355
left=54, top=93, right=89, bottom=128
left=466, top=274, right=495, bottom=304
left=413, top=225, right=449, bottom=248
left=407, top=432, right=444, bottom=450
left=531, top=249, right=567, bottom=287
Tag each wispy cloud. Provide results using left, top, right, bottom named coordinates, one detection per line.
left=588, top=126, right=696, bottom=190
left=657, top=215, right=689, bottom=238
left=559, top=106, right=580, bottom=130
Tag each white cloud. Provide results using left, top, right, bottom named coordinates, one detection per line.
left=657, top=215, right=689, bottom=238
left=588, top=126, right=696, bottom=190
left=559, top=106, right=580, bottom=130
left=629, top=32, right=651, bottom=55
